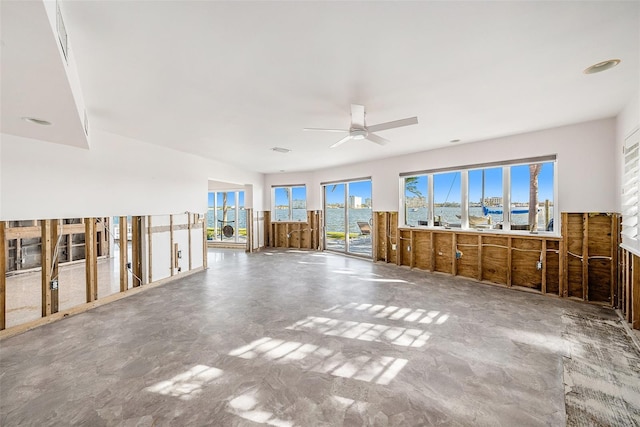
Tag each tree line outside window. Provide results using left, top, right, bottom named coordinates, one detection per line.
left=402, top=157, right=556, bottom=233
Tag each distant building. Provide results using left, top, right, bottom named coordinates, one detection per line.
left=484, top=197, right=503, bottom=206
left=349, top=196, right=362, bottom=208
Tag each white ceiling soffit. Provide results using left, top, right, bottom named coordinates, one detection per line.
left=56, top=1, right=639, bottom=173
left=1, top=0, right=88, bottom=149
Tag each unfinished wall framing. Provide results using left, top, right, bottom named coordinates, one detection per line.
left=1, top=214, right=206, bottom=334
left=264, top=211, right=322, bottom=250
left=374, top=211, right=619, bottom=306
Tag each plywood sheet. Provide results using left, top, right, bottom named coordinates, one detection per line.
left=482, top=236, right=508, bottom=284
left=512, top=238, right=542, bottom=290
left=587, top=214, right=613, bottom=257
left=456, top=234, right=478, bottom=279
left=433, top=233, right=453, bottom=274
left=588, top=258, right=612, bottom=303
left=546, top=240, right=560, bottom=295
left=413, top=231, right=431, bottom=270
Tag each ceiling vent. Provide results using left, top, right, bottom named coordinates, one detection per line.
left=271, top=147, right=291, bottom=153
left=56, top=1, right=68, bottom=63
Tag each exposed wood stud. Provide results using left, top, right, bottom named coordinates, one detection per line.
left=170, top=214, right=174, bottom=276
left=188, top=214, right=192, bottom=269
left=430, top=232, right=435, bottom=272
left=0, top=222, right=5, bottom=330
left=452, top=232, right=457, bottom=276
left=611, top=214, right=618, bottom=306
left=119, top=217, right=128, bottom=292
left=541, top=239, right=547, bottom=294
left=477, top=235, right=483, bottom=281
left=583, top=213, right=589, bottom=301
left=131, top=216, right=142, bottom=287
left=41, top=220, right=53, bottom=316
left=633, top=254, right=640, bottom=330
left=410, top=230, right=415, bottom=268
left=148, top=216, right=153, bottom=283
left=561, top=213, right=568, bottom=297
left=51, top=220, right=59, bottom=314
left=507, top=236, right=512, bottom=287
left=85, top=218, right=98, bottom=303
left=202, top=214, right=208, bottom=269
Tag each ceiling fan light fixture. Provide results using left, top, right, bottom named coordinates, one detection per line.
left=351, top=129, right=367, bottom=140
left=449, top=139, right=461, bottom=143
left=22, top=116, right=52, bottom=126
left=583, top=59, right=621, bottom=74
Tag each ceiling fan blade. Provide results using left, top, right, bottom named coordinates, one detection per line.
left=303, top=128, right=348, bottom=132
left=367, top=116, right=418, bottom=133
left=365, top=133, right=389, bottom=146
left=329, top=135, right=353, bottom=149
left=351, top=104, right=365, bottom=128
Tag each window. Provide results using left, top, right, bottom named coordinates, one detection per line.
left=622, top=129, right=640, bottom=250
left=404, top=175, right=428, bottom=226
left=401, top=156, right=556, bottom=233
left=433, top=171, right=461, bottom=227
left=207, top=191, right=246, bottom=242
left=468, top=167, right=503, bottom=228
left=272, top=185, right=307, bottom=221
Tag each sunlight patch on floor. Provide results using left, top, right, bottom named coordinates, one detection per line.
left=144, top=365, right=224, bottom=400
left=228, top=337, right=408, bottom=385
left=286, top=316, right=431, bottom=348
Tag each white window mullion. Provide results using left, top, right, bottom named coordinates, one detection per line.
left=503, top=166, right=511, bottom=231
left=461, top=171, right=469, bottom=229
left=428, top=174, right=435, bottom=226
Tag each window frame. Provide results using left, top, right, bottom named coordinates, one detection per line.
left=400, top=155, right=558, bottom=235
left=622, top=128, right=640, bottom=253
left=271, top=184, right=307, bottom=222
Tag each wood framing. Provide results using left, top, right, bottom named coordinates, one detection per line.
left=147, top=216, right=153, bottom=283
left=188, top=213, right=193, bottom=267
left=51, top=219, right=59, bottom=313
left=170, top=214, right=174, bottom=276
left=264, top=211, right=323, bottom=250
left=0, top=221, right=5, bottom=330
left=119, top=216, right=128, bottom=292
left=41, top=220, right=53, bottom=316
left=131, top=216, right=142, bottom=287
left=85, top=218, right=98, bottom=302
left=202, top=215, right=207, bottom=269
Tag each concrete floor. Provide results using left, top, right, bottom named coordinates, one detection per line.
left=1, top=248, right=639, bottom=426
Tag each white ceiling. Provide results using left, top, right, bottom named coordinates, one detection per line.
left=3, top=1, right=639, bottom=174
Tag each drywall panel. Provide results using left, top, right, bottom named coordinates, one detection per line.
left=264, top=118, right=617, bottom=213
left=191, top=227, right=203, bottom=269
left=0, top=129, right=264, bottom=220
left=151, top=231, right=171, bottom=282
left=173, top=214, right=190, bottom=273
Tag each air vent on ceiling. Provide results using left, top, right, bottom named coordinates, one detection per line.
left=56, top=1, right=68, bottom=63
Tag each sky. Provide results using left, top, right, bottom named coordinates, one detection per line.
left=208, top=191, right=245, bottom=208
left=324, top=181, right=372, bottom=205
left=405, top=162, right=554, bottom=204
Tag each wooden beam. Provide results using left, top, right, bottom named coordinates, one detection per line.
left=507, top=236, right=512, bottom=287
left=626, top=250, right=631, bottom=321
left=477, top=235, right=483, bottom=282
left=583, top=213, right=589, bottom=301
left=561, top=212, right=568, bottom=297
left=410, top=230, right=415, bottom=268
left=429, top=231, right=435, bottom=272
left=85, top=218, right=97, bottom=302
left=41, top=220, right=53, bottom=316
left=131, top=216, right=142, bottom=287
left=452, top=232, right=457, bottom=276
left=0, top=222, right=6, bottom=330
left=51, top=219, right=59, bottom=313
left=188, top=213, right=193, bottom=268
left=148, top=215, right=153, bottom=283
left=541, top=239, right=547, bottom=294
left=611, top=214, right=618, bottom=307
left=633, top=253, right=640, bottom=330
left=119, top=217, right=128, bottom=292
left=202, top=214, right=208, bottom=269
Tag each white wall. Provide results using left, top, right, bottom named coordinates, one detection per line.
left=265, top=118, right=618, bottom=214
left=0, top=129, right=264, bottom=220
left=616, top=93, right=640, bottom=211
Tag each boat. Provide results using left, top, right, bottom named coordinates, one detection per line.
left=482, top=206, right=538, bottom=215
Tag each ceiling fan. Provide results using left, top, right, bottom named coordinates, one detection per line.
left=304, top=104, right=418, bottom=148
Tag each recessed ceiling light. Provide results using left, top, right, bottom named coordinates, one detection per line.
left=22, top=117, right=52, bottom=126
left=583, top=59, right=621, bottom=74
left=449, top=139, right=461, bottom=143
left=271, top=147, right=291, bottom=153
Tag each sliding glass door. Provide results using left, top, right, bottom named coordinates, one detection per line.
left=323, top=179, right=372, bottom=258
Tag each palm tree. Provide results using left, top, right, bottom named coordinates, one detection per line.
left=528, top=164, right=542, bottom=230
